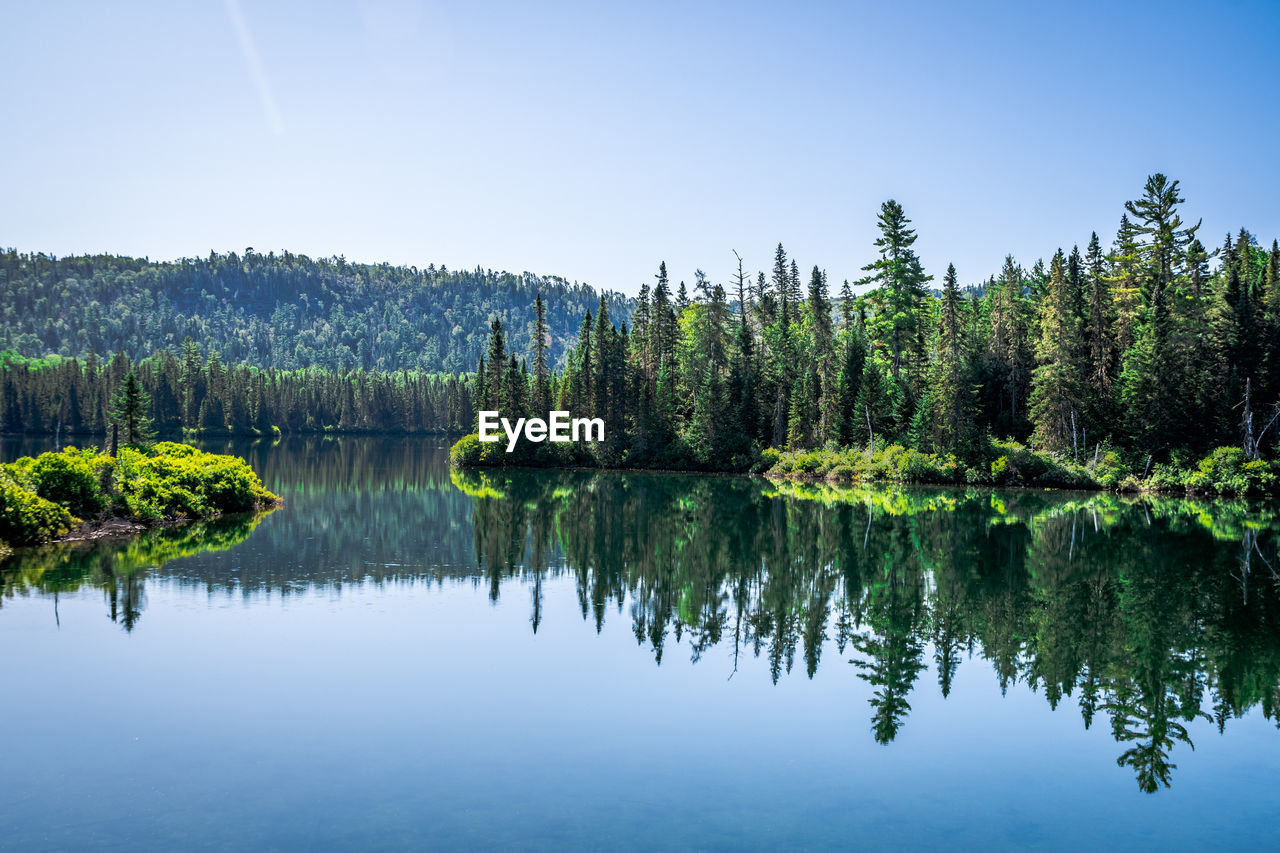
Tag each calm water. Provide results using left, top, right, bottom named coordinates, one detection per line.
left=3, top=437, right=1280, bottom=851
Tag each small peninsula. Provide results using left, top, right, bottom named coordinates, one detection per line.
left=0, top=442, right=280, bottom=552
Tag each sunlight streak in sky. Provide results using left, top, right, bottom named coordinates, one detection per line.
left=225, top=0, right=284, bottom=136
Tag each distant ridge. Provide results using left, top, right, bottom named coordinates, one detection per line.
left=0, top=248, right=634, bottom=372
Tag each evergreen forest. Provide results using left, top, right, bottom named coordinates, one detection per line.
left=457, top=174, right=1280, bottom=491
left=6, top=174, right=1280, bottom=490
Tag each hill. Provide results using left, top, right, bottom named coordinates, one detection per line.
left=0, top=248, right=633, bottom=373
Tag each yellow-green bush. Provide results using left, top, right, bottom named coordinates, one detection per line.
left=1179, top=447, right=1277, bottom=495
left=113, top=443, right=279, bottom=518
left=988, top=440, right=1095, bottom=489
left=1089, top=449, right=1128, bottom=489
left=0, top=443, right=278, bottom=549
left=28, top=447, right=111, bottom=518
left=450, top=433, right=510, bottom=467
left=1, top=472, right=74, bottom=546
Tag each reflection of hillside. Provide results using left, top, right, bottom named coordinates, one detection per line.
left=198, top=436, right=460, bottom=496
left=457, top=468, right=1280, bottom=793
left=0, top=437, right=481, bottom=608
left=137, top=437, right=481, bottom=593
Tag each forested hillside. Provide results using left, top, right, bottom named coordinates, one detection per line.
left=0, top=249, right=632, bottom=373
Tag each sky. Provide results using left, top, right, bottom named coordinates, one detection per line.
left=3, top=0, right=1279, bottom=297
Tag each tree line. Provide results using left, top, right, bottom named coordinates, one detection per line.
left=468, top=174, right=1280, bottom=470
left=0, top=344, right=475, bottom=436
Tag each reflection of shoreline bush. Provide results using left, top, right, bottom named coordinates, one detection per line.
left=1, top=442, right=279, bottom=548
left=1, top=512, right=269, bottom=587
left=0, top=511, right=273, bottom=632
left=761, top=440, right=1280, bottom=495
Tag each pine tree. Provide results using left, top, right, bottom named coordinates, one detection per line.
left=983, top=257, right=1032, bottom=439
left=1030, top=250, right=1086, bottom=454
left=484, top=317, right=507, bottom=411
left=1261, top=241, right=1280, bottom=403
left=1083, top=232, right=1114, bottom=426
left=786, top=372, right=817, bottom=450
left=836, top=286, right=866, bottom=446
left=858, top=200, right=932, bottom=385
left=1110, top=214, right=1143, bottom=363
left=771, top=244, right=790, bottom=315
left=110, top=371, right=155, bottom=447
left=929, top=264, right=976, bottom=454
left=856, top=359, right=891, bottom=446
left=531, top=293, right=551, bottom=414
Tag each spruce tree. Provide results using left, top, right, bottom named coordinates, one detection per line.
left=531, top=293, right=551, bottom=414
left=484, top=318, right=507, bottom=410
left=929, top=263, right=976, bottom=454
left=983, top=257, right=1032, bottom=439
left=1261, top=241, right=1280, bottom=402
left=857, top=200, right=932, bottom=385
left=1030, top=250, right=1086, bottom=454
left=1083, top=232, right=1114, bottom=427
left=110, top=371, right=155, bottom=447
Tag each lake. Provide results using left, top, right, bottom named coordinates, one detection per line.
left=3, top=436, right=1279, bottom=851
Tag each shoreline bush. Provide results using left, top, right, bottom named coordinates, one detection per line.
left=0, top=443, right=279, bottom=549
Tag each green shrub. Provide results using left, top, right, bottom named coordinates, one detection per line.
left=1090, top=449, right=1128, bottom=489
left=989, top=440, right=1047, bottom=485
left=450, top=434, right=483, bottom=465
left=29, top=447, right=109, bottom=518
left=113, top=443, right=279, bottom=517
left=986, top=440, right=1096, bottom=489
left=1145, top=461, right=1188, bottom=493
left=895, top=448, right=959, bottom=483
left=792, top=451, right=825, bottom=475
left=0, top=472, right=74, bottom=545
left=1181, top=446, right=1277, bottom=495
left=766, top=450, right=794, bottom=474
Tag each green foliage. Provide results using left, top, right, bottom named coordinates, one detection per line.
left=449, top=433, right=509, bottom=467
left=28, top=447, right=110, bottom=517
left=987, top=440, right=1096, bottom=488
left=449, top=431, right=581, bottom=469
left=765, top=443, right=962, bottom=485
left=0, top=347, right=477, bottom=436
left=110, top=371, right=155, bottom=446
left=0, top=471, right=74, bottom=545
left=1148, top=446, right=1279, bottom=495
left=0, top=442, right=278, bottom=547
left=110, top=443, right=279, bottom=519
left=1090, top=449, right=1128, bottom=489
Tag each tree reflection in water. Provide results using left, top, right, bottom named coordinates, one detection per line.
left=460, top=469, right=1280, bottom=792
left=5, top=443, right=1279, bottom=795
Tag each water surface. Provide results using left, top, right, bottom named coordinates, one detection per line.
left=3, top=437, right=1279, bottom=850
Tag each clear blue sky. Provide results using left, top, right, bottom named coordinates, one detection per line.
left=3, top=0, right=1278, bottom=296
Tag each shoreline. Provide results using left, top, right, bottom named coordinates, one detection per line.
left=1, top=500, right=285, bottom=556
left=450, top=460, right=1268, bottom=500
